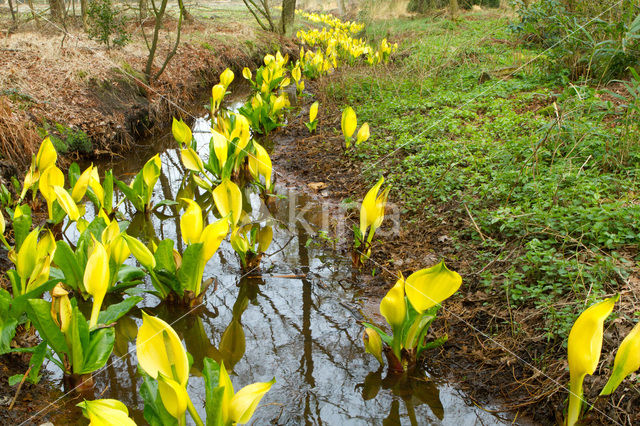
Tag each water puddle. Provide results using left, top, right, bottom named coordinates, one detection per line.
left=32, top=99, right=514, bottom=426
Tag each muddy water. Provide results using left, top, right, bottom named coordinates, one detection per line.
left=35, top=107, right=513, bottom=425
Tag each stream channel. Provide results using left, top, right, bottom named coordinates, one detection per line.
left=33, top=92, right=517, bottom=426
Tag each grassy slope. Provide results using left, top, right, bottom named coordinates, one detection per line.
left=315, top=9, right=640, bottom=421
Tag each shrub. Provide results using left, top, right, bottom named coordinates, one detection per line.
left=87, top=0, right=130, bottom=48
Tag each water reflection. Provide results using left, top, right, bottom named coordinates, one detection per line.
left=38, top=106, right=511, bottom=425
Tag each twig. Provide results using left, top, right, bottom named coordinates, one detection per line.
left=463, top=202, right=486, bottom=242
left=8, top=365, right=32, bottom=410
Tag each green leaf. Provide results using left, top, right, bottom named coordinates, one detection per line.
left=54, top=241, right=83, bottom=291
left=9, top=374, right=23, bottom=386
left=0, top=317, right=18, bottom=355
left=154, top=239, right=176, bottom=273
left=115, top=179, right=144, bottom=211
left=26, top=299, right=69, bottom=360
left=153, top=269, right=182, bottom=297
left=79, top=327, right=115, bottom=374
left=11, top=341, right=48, bottom=384
left=68, top=163, right=80, bottom=188
left=10, top=279, right=58, bottom=318
left=178, top=243, right=203, bottom=292
left=104, top=170, right=114, bottom=213
left=97, top=296, right=142, bottom=326
left=77, top=217, right=108, bottom=250
left=69, top=306, right=88, bottom=374
left=202, top=357, right=225, bottom=426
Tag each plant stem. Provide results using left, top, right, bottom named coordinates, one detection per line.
left=187, top=396, right=204, bottom=426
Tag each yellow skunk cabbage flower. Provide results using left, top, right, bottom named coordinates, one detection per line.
left=36, top=137, right=57, bottom=171
left=219, top=361, right=275, bottom=424
left=211, top=84, right=226, bottom=109
left=142, top=154, right=162, bottom=190
left=16, top=228, right=39, bottom=285
left=566, top=295, right=618, bottom=426
left=20, top=167, right=38, bottom=200
left=356, top=123, right=370, bottom=145
left=53, top=186, right=81, bottom=222
left=363, top=328, right=383, bottom=364
left=108, top=234, right=130, bottom=266
left=248, top=142, right=272, bottom=189
left=309, top=101, right=319, bottom=123
left=291, top=65, right=301, bottom=82
left=172, top=118, right=192, bottom=146
left=404, top=261, right=462, bottom=314
left=359, top=177, right=387, bottom=236
left=213, top=179, right=242, bottom=226
left=341, top=107, right=357, bottom=147
left=39, top=165, right=64, bottom=218
left=271, top=94, right=287, bottom=113
left=181, top=148, right=205, bottom=174
left=200, top=218, right=229, bottom=262
left=231, top=228, right=250, bottom=256
left=89, top=167, right=105, bottom=206
left=85, top=239, right=110, bottom=328
left=123, top=234, right=156, bottom=270
left=77, top=399, right=136, bottom=426
left=212, top=130, right=229, bottom=166
left=600, top=320, right=640, bottom=396
left=220, top=68, right=234, bottom=88
left=137, top=312, right=189, bottom=386
left=257, top=225, right=273, bottom=253
left=380, top=276, right=406, bottom=329
left=230, top=114, right=251, bottom=152
left=72, top=165, right=93, bottom=202
left=242, top=67, right=252, bottom=80
left=180, top=199, right=204, bottom=245
left=158, top=375, right=189, bottom=421
left=51, top=283, right=72, bottom=333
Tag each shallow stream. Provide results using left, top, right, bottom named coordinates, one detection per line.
left=34, top=97, right=513, bottom=426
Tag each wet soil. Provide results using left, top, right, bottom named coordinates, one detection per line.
left=269, top=79, right=640, bottom=425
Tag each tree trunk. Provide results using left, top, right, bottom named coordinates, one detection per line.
left=7, top=0, right=16, bottom=22
left=139, top=0, right=148, bottom=19
left=180, top=0, right=192, bottom=22
left=49, top=0, right=65, bottom=21
left=449, top=0, right=458, bottom=19
left=80, top=0, right=88, bottom=29
left=338, top=0, right=345, bottom=15
left=279, top=0, right=296, bottom=36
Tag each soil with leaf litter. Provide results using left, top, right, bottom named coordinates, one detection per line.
left=270, top=79, right=640, bottom=426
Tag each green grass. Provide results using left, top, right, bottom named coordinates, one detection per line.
left=321, top=12, right=640, bottom=341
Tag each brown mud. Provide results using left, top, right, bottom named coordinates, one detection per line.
left=270, top=78, right=640, bottom=425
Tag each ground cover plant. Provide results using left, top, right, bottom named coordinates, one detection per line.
left=304, top=6, right=640, bottom=423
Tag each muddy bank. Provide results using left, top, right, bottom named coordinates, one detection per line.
left=269, top=78, right=639, bottom=425
left=0, top=18, right=298, bottom=171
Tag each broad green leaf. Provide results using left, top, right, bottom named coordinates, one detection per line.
left=97, top=296, right=142, bottom=326
left=115, top=179, right=144, bottom=211
left=79, top=327, right=115, bottom=374
left=203, top=358, right=224, bottom=426
left=177, top=243, right=204, bottom=292
left=154, top=239, right=176, bottom=273
left=69, top=306, right=88, bottom=374
left=54, top=241, right=83, bottom=291
left=26, top=299, right=69, bottom=360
